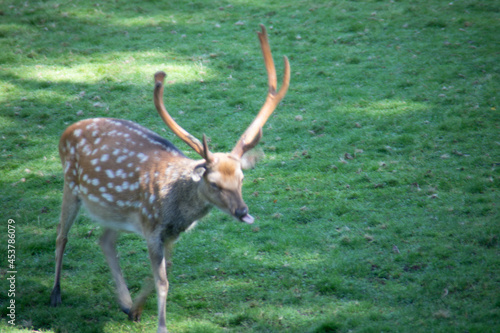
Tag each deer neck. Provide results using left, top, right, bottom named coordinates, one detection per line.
left=152, top=159, right=213, bottom=235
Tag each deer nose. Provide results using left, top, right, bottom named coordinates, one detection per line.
left=234, top=206, right=248, bottom=219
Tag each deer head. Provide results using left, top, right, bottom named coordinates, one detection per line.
left=153, top=25, right=290, bottom=224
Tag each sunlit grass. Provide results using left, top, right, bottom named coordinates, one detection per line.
left=5, top=61, right=212, bottom=85
left=353, top=100, right=428, bottom=116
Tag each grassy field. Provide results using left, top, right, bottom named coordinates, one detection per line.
left=1, top=0, right=499, bottom=332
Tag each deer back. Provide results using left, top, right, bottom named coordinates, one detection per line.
left=59, top=118, right=212, bottom=237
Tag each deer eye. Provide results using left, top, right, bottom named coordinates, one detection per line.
left=209, top=182, right=220, bottom=190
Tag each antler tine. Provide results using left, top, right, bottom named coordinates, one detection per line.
left=259, top=25, right=278, bottom=93
left=231, top=25, right=291, bottom=158
left=153, top=71, right=209, bottom=159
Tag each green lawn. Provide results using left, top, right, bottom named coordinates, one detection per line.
left=1, top=0, right=499, bottom=332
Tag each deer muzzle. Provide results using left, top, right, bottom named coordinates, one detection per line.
left=234, top=206, right=254, bottom=224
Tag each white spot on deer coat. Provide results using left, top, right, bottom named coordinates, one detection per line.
left=102, top=193, right=113, bottom=202
left=92, top=179, right=100, bottom=186
left=89, top=194, right=99, bottom=202
left=105, top=170, right=115, bottom=178
left=117, top=155, right=127, bottom=163
left=100, top=154, right=109, bottom=162
left=77, top=138, right=86, bottom=147
left=74, top=129, right=82, bottom=137
left=83, top=145, right=92, bottom=156
left=137, top=153, right=149, bottom=163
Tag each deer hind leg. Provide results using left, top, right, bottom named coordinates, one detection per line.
left=99, top=228, right=134, bottom=315
left=127, top=277, right=155, bottom=322
left=50, top=185, right=81, bottom=307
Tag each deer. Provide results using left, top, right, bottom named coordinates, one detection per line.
left=49, top=25, right=290, bottom=333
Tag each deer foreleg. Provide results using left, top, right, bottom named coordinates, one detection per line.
left=128, top=239, right=175, bottom=323
left=147, top=239, right=170, bottom=333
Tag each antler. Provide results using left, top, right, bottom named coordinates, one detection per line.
left=154, top=25, right=289, bottom=161
left=231, top=25, right=291, bottom=158
left=154, top=71, right=212, bottom=161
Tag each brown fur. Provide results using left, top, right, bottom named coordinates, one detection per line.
left=50, top=119, right=249, bottom=333
left=50, top=25, right=289, bottom=333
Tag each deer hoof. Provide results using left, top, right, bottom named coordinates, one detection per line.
left=127, top=306, right=143, bottom=322
left=50, top=287, right=62, bottom=307
left=157, top=325, right=168, bottom=333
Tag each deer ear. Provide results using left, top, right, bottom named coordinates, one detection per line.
left=240, top=148, right=265, bottom=170
left=192, top=162, right=207, bottom=182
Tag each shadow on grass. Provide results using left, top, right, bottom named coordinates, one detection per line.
left=0, top=213, right=157, bottom=332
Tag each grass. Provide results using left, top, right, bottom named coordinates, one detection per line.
left=0, top=0, right=499, bottom=332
